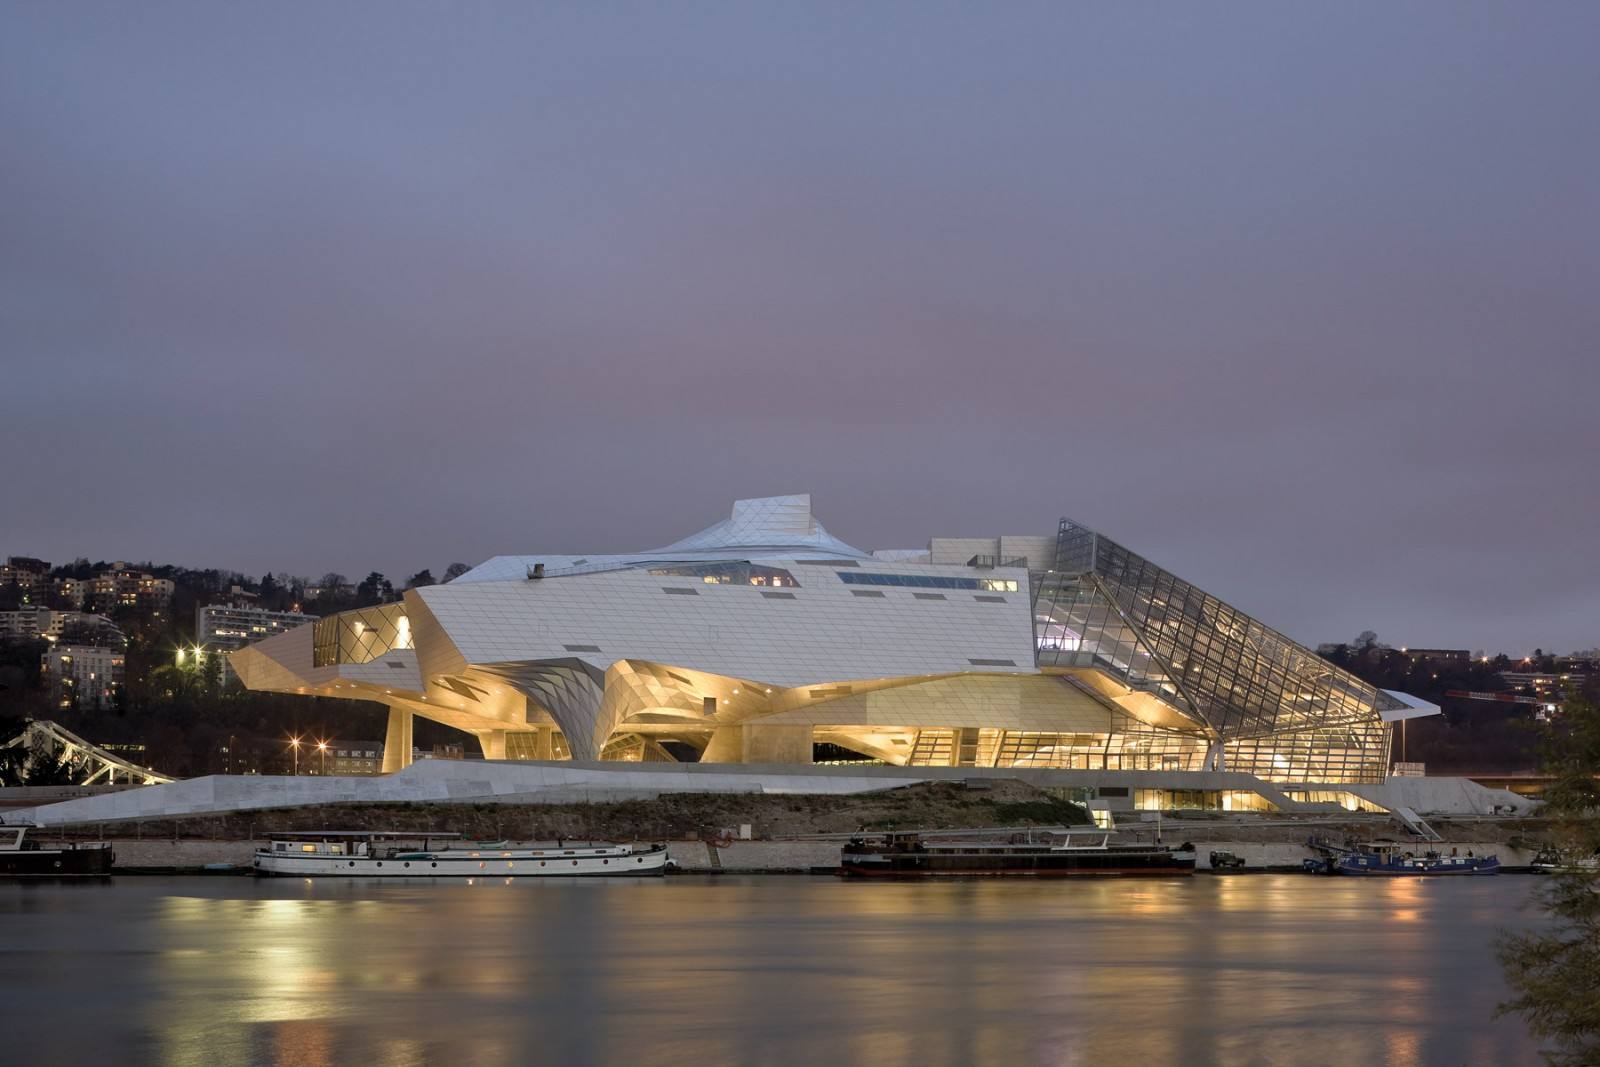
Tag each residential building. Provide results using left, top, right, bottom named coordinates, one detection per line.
left=0, top=557, right=50, bottom=602
left=51, top=576, right=90, bottom=609
left=303, top=741, right=386, bottom=776
left=194, top=596, right=316, bottom=684
left=0, top=608, right=124, bottom=647
left=303, top=581, right=356, bottom=601
left=1499, top=671, right=1590, bottom=700
left=40, top=644, right=125, bottom=710
left=89, top=565, right=175, bottom=613
left=1396, top=647, right=1473, bottom=664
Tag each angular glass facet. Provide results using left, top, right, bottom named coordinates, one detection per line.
left=1033, top=519, right=1392, bottom=782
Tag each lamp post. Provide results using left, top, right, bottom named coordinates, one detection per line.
left=317, top=740, right=327, bottom=776
left=288, top=736, right=301, bottom=775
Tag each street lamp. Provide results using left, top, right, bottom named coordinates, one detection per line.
left=317, top=740, right=328, bottom=776
left=288, top=735, right=301, bottom=776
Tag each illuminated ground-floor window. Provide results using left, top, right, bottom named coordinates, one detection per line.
left=1223, top=721, right=1391, bottom=784
left=1134, top=789, right=1278, bottom=812
left=1281, top=789, right=1388, bottom=813
left=895, top=727, right=1210, bottom=770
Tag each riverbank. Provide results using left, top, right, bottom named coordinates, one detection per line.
left=18, top=779, right=1553, bottom=874
left=29, top=778, right=1087, bottom=843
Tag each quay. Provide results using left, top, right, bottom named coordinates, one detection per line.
left=0, top=759, right=1543, bottom=876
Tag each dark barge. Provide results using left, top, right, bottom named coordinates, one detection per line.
left=0, top=825, right=115, bottom=877
left=841, top=831, right=1195, bottom=877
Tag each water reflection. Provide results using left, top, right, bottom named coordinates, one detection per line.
left=0, top=875, right=1546, bottom=1067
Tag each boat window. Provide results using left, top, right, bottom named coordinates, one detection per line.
left=301, top=844, right=318, bottom=853
left=275, top=843, right=286, bottom=852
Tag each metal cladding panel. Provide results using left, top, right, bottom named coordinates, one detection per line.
left=411, top=561, right=1035, bottom=688
left=228, top=624, right=336, bottom=692
left=654, top=494, right=868, bottom=557
left=402, top=589, right=470, bottom=682
left=1379, top=689, right=1442, bottom=722
left=332, top=651, right=423, bottom=692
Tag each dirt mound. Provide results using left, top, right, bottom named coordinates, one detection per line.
left=88, top=779, right=1092, bottom=841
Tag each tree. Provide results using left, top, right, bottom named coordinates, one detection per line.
left=313, top=573, right=348, bottom=612
left=199, top=648, right=223, bottom=695
left=406, top=569, right=436, bottom=589
left=356, top=572, right=388, bottom=607
left=0, top=723, right=82, bottom=787
left=1498, top=688, right=1600, bottom=1063
left=442, top=563, right=471, bottom=583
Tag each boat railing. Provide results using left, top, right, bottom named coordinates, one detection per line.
left=1050, top=833, right=1113, bottom=851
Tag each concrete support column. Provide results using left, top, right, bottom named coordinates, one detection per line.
left=533, top=726, right=554, bottom=760
left=953, top=727, right=980, bottom=767
left=480, top=730, right=506, bottom=761
left=382, top=707, right=414, bottom=773
left=1204, top=741, right=1226, bottom=773
left=703, top=724, right=813, bottom=764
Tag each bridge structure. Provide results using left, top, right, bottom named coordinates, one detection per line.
left=0, top=720, right=174, bottom=786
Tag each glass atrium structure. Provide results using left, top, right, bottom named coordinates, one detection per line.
left=1032, top=520, right=1404, bottom=781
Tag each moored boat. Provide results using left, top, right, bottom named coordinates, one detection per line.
left=1530, top=846, right=1600, bottom=874
left=253, top=831, right=669, bottom=877
left=1335, top=844, right=1499, bottom=876
left=840, top=831, right=1195, bottom=877
left=0, top=824, right=115, bottom=877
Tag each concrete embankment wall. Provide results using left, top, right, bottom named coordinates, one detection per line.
left=1186, top=841, right=1538, bottom=870
left=96, top=838, right=1539, bottom=874
left=672, top=840, right=1541, bottom=873
left=110, top=839, right=260, bottom=870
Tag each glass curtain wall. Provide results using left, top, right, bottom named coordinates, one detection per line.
left=904, top=724, right=1209, bottom=771
left=312, top=604, right=414, bottom=667
left=1035, top=519, right=1395, bottom=783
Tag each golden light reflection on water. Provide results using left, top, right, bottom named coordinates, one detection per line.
left=0, top=875, right=1549, bottom=1067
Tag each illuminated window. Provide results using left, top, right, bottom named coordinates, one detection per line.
left=646, top=562, right=799, bottom=587
left=838, top=572, right=1019, bottom=592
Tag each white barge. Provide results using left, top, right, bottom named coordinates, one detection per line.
left=253, top=831, right=669, bottom=877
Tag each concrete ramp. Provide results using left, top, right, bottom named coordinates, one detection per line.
left=2, top=760, right=923, bottom=827
left=1360, top=776, right=1533, bottom=817
left=1392, top=805, right=1443, bottom=841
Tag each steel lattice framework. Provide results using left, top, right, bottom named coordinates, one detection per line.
left=1033, top=519, right=1401, bottom=780
left=0, top=720, right=174, bottom=785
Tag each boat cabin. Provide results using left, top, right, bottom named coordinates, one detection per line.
left=262, top=830, right=461, bottom=859
left=0, top=826, right=37, bottom=852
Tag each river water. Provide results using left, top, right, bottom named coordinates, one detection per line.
left=0, top=874, right=1547, bottom=1066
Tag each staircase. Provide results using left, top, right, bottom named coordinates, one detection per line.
left=1393, top=805, right=1443, bottom=842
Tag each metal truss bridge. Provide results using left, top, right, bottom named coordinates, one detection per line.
left=0, top=720, right=174, bottom=785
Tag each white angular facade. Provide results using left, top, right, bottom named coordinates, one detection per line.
left=233, top=495, right=1434, bottom=780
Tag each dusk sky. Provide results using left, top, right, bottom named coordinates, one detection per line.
left=3, top=3, right=1596, bottom=654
